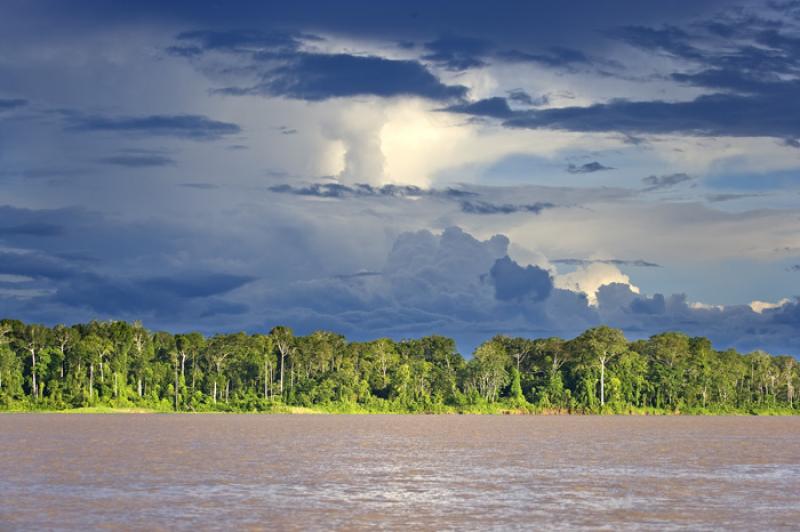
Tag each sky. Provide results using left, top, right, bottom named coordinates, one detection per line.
left=1, top=0, right=799, bottom=355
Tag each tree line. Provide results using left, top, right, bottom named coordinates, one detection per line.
left=0, top=319, right=796, bottom=414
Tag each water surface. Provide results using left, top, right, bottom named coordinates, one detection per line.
left=1, top=414, right=799, bottom=530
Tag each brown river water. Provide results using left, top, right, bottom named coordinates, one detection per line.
left=1, top=414, right=799, bottom=530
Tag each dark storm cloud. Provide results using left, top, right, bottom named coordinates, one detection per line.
left=489, top=256, right=552, bottom=302
left=172, top=29, right=468, bottom=102
left=552, top=258, right=661, bottom=268
left=167, top=28, right=306, bottom=56
left=507, top=89, right=540, bottom=106
left=0, top=250, right=252, bottom=317
left=422, top=34, right=491, bottom=70
left=629, top=293, right=667, bottom=315
left=443, top=97, right=514, bottom=119
left=268, top=182, right=476, bottom=199
left=782, top=138, right=800, bottom=148
left=787, top=264, right=800, bottom=272
left=0, top=251, right=74, bottom=280
left=66, top=114, right=241, bottom=140
left=642, top=173, right=692, bottom=190
left=98, top=154, right=176, bottom=167
left=771, top=299, right=800, bottom=327
left=566, top=161, right=613, bottom=174
left=610, top=25, right=703, bottom=60
left=502, top=88, right=800, bottom=139
left=0, top=222, right=63, bottom=237
left=0, top=206, right=75, bottom=239
left=498, top=46, right=591, bottom=67
left=216, top=52, right=468, bottom=101
left=139, top=272, right=254, bottom=298
left=431, top=8, right=800, bottom=142
left=459, top=200, right=556, bottom=215
left=0, top=205, right=260, bottom=320
left=0, top=98, right=28, bottom=111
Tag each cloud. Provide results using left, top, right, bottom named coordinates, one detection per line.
left=610, top=24, right=702, bottom=60
left=178, top=182, right=220, bottom=190
left=269, top=183, right=557, bottom=216
left=498, top=46, right=591, bottom=67
left=750, top=298, right=792, bottom=314
left=642, top=173, right=692, bottom=190
left=552, top=258, right=661, bottom=268
left=555, top=262, right=640, bottom=306
left=0, top=98, right=27, bottom=112
left=217, top=52, right=468, bottom=101
left=0, top=222, right=64, bottom=237
left=501, top=83, right=800, bottom=140
left=170, top=29, right=470, bottom=102
left=98, top=154, right=176, bottom=167
left=0, top=250, right=75, bottom=280
left=422, top=34, right=491, bottom=71
left=492, top=12, right=800, bottom=142
left=705, top=193, right=763, bottom=203
left=459, top=200, right=556, bottom=215
left=268, top=182, right=475, bottom=199
left=787, top=264, right=800, bottom=272
left=489, top=256, right=552, bottom=301
left=167, top=28, right=306, bottom=56
left=566, top=161, right=613, bottom=174
left=507, top=89, right=544, bottom=106
left=782, top=138, right=800, bottom=148
left=139, top=273, right=254, bottom=298
left=0, top=250, right=252, bottom=319
left=443, top=97, right=514, bottom=119
left=66, top=114, right=241, bottom=140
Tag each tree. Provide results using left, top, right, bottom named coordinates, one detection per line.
left=469, top=339, right=509, bottom=402
left=206, top=335, right=238, bottom=403
left=78, top=334, right=113, bottom=402
left=574, top=326, right=627, bottom=408
left=270, top=326, right=294, bottom=398
left=18, top=324, right=48, bottom=400
left=130, top=322, right=153, bottom=398
left=372, top=338, right=397, bottom=389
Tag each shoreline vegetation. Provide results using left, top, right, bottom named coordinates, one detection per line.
left=0, top=319, right=797, bottom=415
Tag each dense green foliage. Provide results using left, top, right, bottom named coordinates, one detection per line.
left=0, top=319, right=797, bottom=414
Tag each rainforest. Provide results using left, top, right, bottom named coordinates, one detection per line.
left=0, top=319, right=796, bottom=414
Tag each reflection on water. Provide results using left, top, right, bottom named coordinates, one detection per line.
left=1, top=415, right=799, bottom=530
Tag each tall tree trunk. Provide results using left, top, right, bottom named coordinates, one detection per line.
left=599, top=356, right=606, bottom=407
left=213, top=380, right=217, bottom=404
left=89, top=363, right=94, bottom=400
left=137, top=377, right=142, bottom=397
left=30, top=349, right=37, bottom=399
left=191, top=352, right=196, bottom=392
left=279, top=352, right=285, bottom=396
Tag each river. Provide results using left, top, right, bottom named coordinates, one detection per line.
left=1, top=414, right=799, bottom=530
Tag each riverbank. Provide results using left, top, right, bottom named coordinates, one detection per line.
left=1, top=403, right=797, bottom=415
